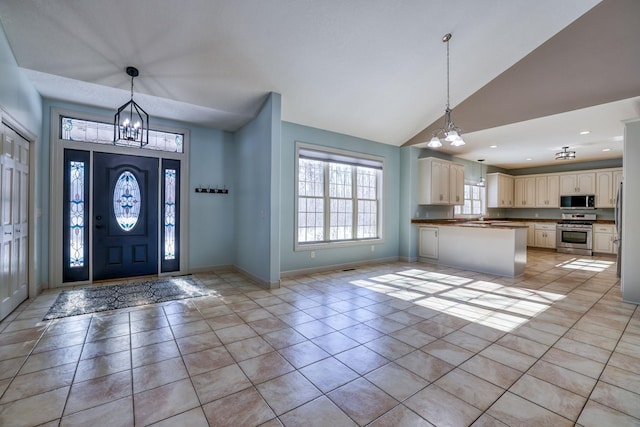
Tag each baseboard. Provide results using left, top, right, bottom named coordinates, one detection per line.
left=232, top=265, right=281, bottom=290
left=280, top=256, right=400, bottom=279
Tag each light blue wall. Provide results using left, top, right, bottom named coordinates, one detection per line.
left=39, top=100, right=236, bottom=283
left=0, top=24, right=43, bottom=290
left=0, top=24, right=42, bottom=134
left=280, top=122, right=401, bottom=273
left=233, top=93, right=281, bottom=285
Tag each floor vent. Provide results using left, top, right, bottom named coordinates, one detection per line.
left=342, top=268, right=356, bottom=272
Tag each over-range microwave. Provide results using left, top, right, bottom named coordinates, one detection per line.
left=560, top=194, right=595, bottom=210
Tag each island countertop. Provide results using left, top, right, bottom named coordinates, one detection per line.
left=412, top=219, right=530, bottom=229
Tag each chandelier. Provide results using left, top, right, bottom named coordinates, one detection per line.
left=428, top=33, right=465, bottom=148
left=555, top=146, right=576, bottom=160
left=114, top=66, right=149, bottom=147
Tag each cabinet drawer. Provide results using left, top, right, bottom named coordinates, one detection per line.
left=594, top=225, right=614, bottom=233
left=534, top=223, right=556, bottom=231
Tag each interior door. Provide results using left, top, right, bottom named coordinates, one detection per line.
left=93, top=152, right=158, bottom=281
left=0, top=124, right=29, bottom=321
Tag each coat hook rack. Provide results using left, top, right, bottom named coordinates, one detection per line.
left=195, top=186, right=229, bottom=194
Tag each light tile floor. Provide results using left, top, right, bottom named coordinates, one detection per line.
left=0, top=249, right=638, bottom=426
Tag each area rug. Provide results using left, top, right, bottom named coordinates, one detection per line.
left=43, top=276, right=212, bottom=320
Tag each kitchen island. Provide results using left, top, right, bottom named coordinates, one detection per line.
left=414, top=220, right=528, bottom=277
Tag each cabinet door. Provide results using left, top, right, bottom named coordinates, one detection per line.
left=577, top=173, right=595, bottom=194
left=514, top=178, right=526, bottom=207
left=524, top=177, right=536, bottom=207
left=596, top=172, right=613, bottom=208
left=534, top=229, right=547, bottom=247
left=546, top=175, right=560, bottom=207
left=419, top=227, right=438, bottom=259
left=560, top=174, right=578, bottom=195
left=449, top=164, right=464, bottom=205
left=593, top=231, right=614, bottom=253
left=440, top=162, right=450, bottom=204
left=500, top=174, right=514, bottom=207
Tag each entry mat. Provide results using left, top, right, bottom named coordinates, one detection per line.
left=43, top=276, right=211, bottom=320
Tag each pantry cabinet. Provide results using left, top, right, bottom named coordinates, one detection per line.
left=418, top=157, right=464, bottom=205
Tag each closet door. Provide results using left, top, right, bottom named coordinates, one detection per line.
left=0, top=124, right=29, bottom=321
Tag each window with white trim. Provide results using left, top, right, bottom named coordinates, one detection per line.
left=296, top=144, right=382, bottom=246
left=454, top=184, right=486, bottom=217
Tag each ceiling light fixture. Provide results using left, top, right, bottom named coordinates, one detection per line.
left=427, top=33, right=465, bottom=148
left=490, top=145, right=497, bottom=148
left=477, top=159, right=485, bottom=187
left=114, top=66, right=149, bottom=147
left=555, top=146, right=576, bottom=160
left=579, top=130, right=591, bottom=135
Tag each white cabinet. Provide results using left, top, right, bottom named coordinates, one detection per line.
left=487, top=173, right=514, bottom=208
left=535, top=175, right=559, bottom=208
left=419, top=227, right=439, bottom=259
left=418, top=158, right=464, bottom=205
left=593, top=224, right=617, bottom=254
left=514, top=177, right=536, bottom=208
left=533, top=223, right=556, bottom=248
left=559, top=172, right=596, bottom=195
left=450, top=163, right=465, bottom=206
left=596, top=169, right=623, bottom=208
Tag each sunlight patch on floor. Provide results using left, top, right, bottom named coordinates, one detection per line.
left=351, top=268, right=566, bottom=332
left=556, top=258, right=615, bottom=272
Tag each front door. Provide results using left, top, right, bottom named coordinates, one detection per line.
left=93, top=152, right=158, bottom=281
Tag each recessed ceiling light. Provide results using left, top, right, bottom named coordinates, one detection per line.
left=580, top=130, right=591, bottom=135
left=525, top=158, right=533, bottom=161
left=490, top=145, right=497, bottom=148
left=602, top=148, right=611, bottom=152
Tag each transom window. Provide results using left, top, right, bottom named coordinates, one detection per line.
left=455, top=183, right=486, bottom=217
left=61, top=116, right=184, bottom=153
left=296, top=144, right=382, bottom=247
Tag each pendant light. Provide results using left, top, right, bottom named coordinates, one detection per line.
left=427, top=33, right=465, bottom=148
left=555, top=146, right=576, bottom=160
left=477, top=159, right=485, bottom=187
left=114, top=66, right=149, bottom=147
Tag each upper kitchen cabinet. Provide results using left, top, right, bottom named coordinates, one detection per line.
left=417, top=157, right=464, bottom=205
left=514, top=176, right=536, bottom=208
left=487, top=173, right=514, bottom=208
left=559, top=172, right=595, bottom=195
left=450, top=163, right=465, bottom=205
left=596, top=168, right=623, bottom=208
left=535, top=174, right=559, bottom=208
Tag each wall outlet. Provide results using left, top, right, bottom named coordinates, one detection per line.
left=310, top=251, right=316, bottom=259
left=371, top=245, right=375, bottom=252
left=415, top=211, right=419, bottom=218
left=535, top=212, right=539, bottom=218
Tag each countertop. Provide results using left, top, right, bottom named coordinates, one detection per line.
left=412, top=218, right=615, bottom=225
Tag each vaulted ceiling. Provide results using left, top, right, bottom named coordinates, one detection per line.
left=1, top=0, right=638, bottom=168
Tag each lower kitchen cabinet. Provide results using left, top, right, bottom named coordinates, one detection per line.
left=533, top=223, right=556, bottom=249
left=593, top=224, right=617, bottom=254
left=419, top=227, right=439, bottom=259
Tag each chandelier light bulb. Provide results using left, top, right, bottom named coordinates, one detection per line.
left=428, top=136, right=443, bottom=148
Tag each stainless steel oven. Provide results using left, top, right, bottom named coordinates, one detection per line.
left=556, top=213, right=595, bottom=256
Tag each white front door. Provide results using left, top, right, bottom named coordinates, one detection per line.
left=0, top=124, right=29, bottom=321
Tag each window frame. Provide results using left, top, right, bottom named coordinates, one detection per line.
left=454, top=181, right=486, bottom=218
left=294, top=142, right=384, bottom=251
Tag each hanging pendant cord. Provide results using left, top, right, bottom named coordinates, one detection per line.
left=446, top=37, right=450, bottom=110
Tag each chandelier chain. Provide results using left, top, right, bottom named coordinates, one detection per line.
left=446, top=36, right=450, bottom=110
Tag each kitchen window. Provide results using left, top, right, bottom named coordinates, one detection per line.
left=455, top=184, right=486, bottom=217
left=296, top=143, right=383, bottom=248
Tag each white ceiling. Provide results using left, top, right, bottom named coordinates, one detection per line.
left=1, top=0, right=620, bottom=168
